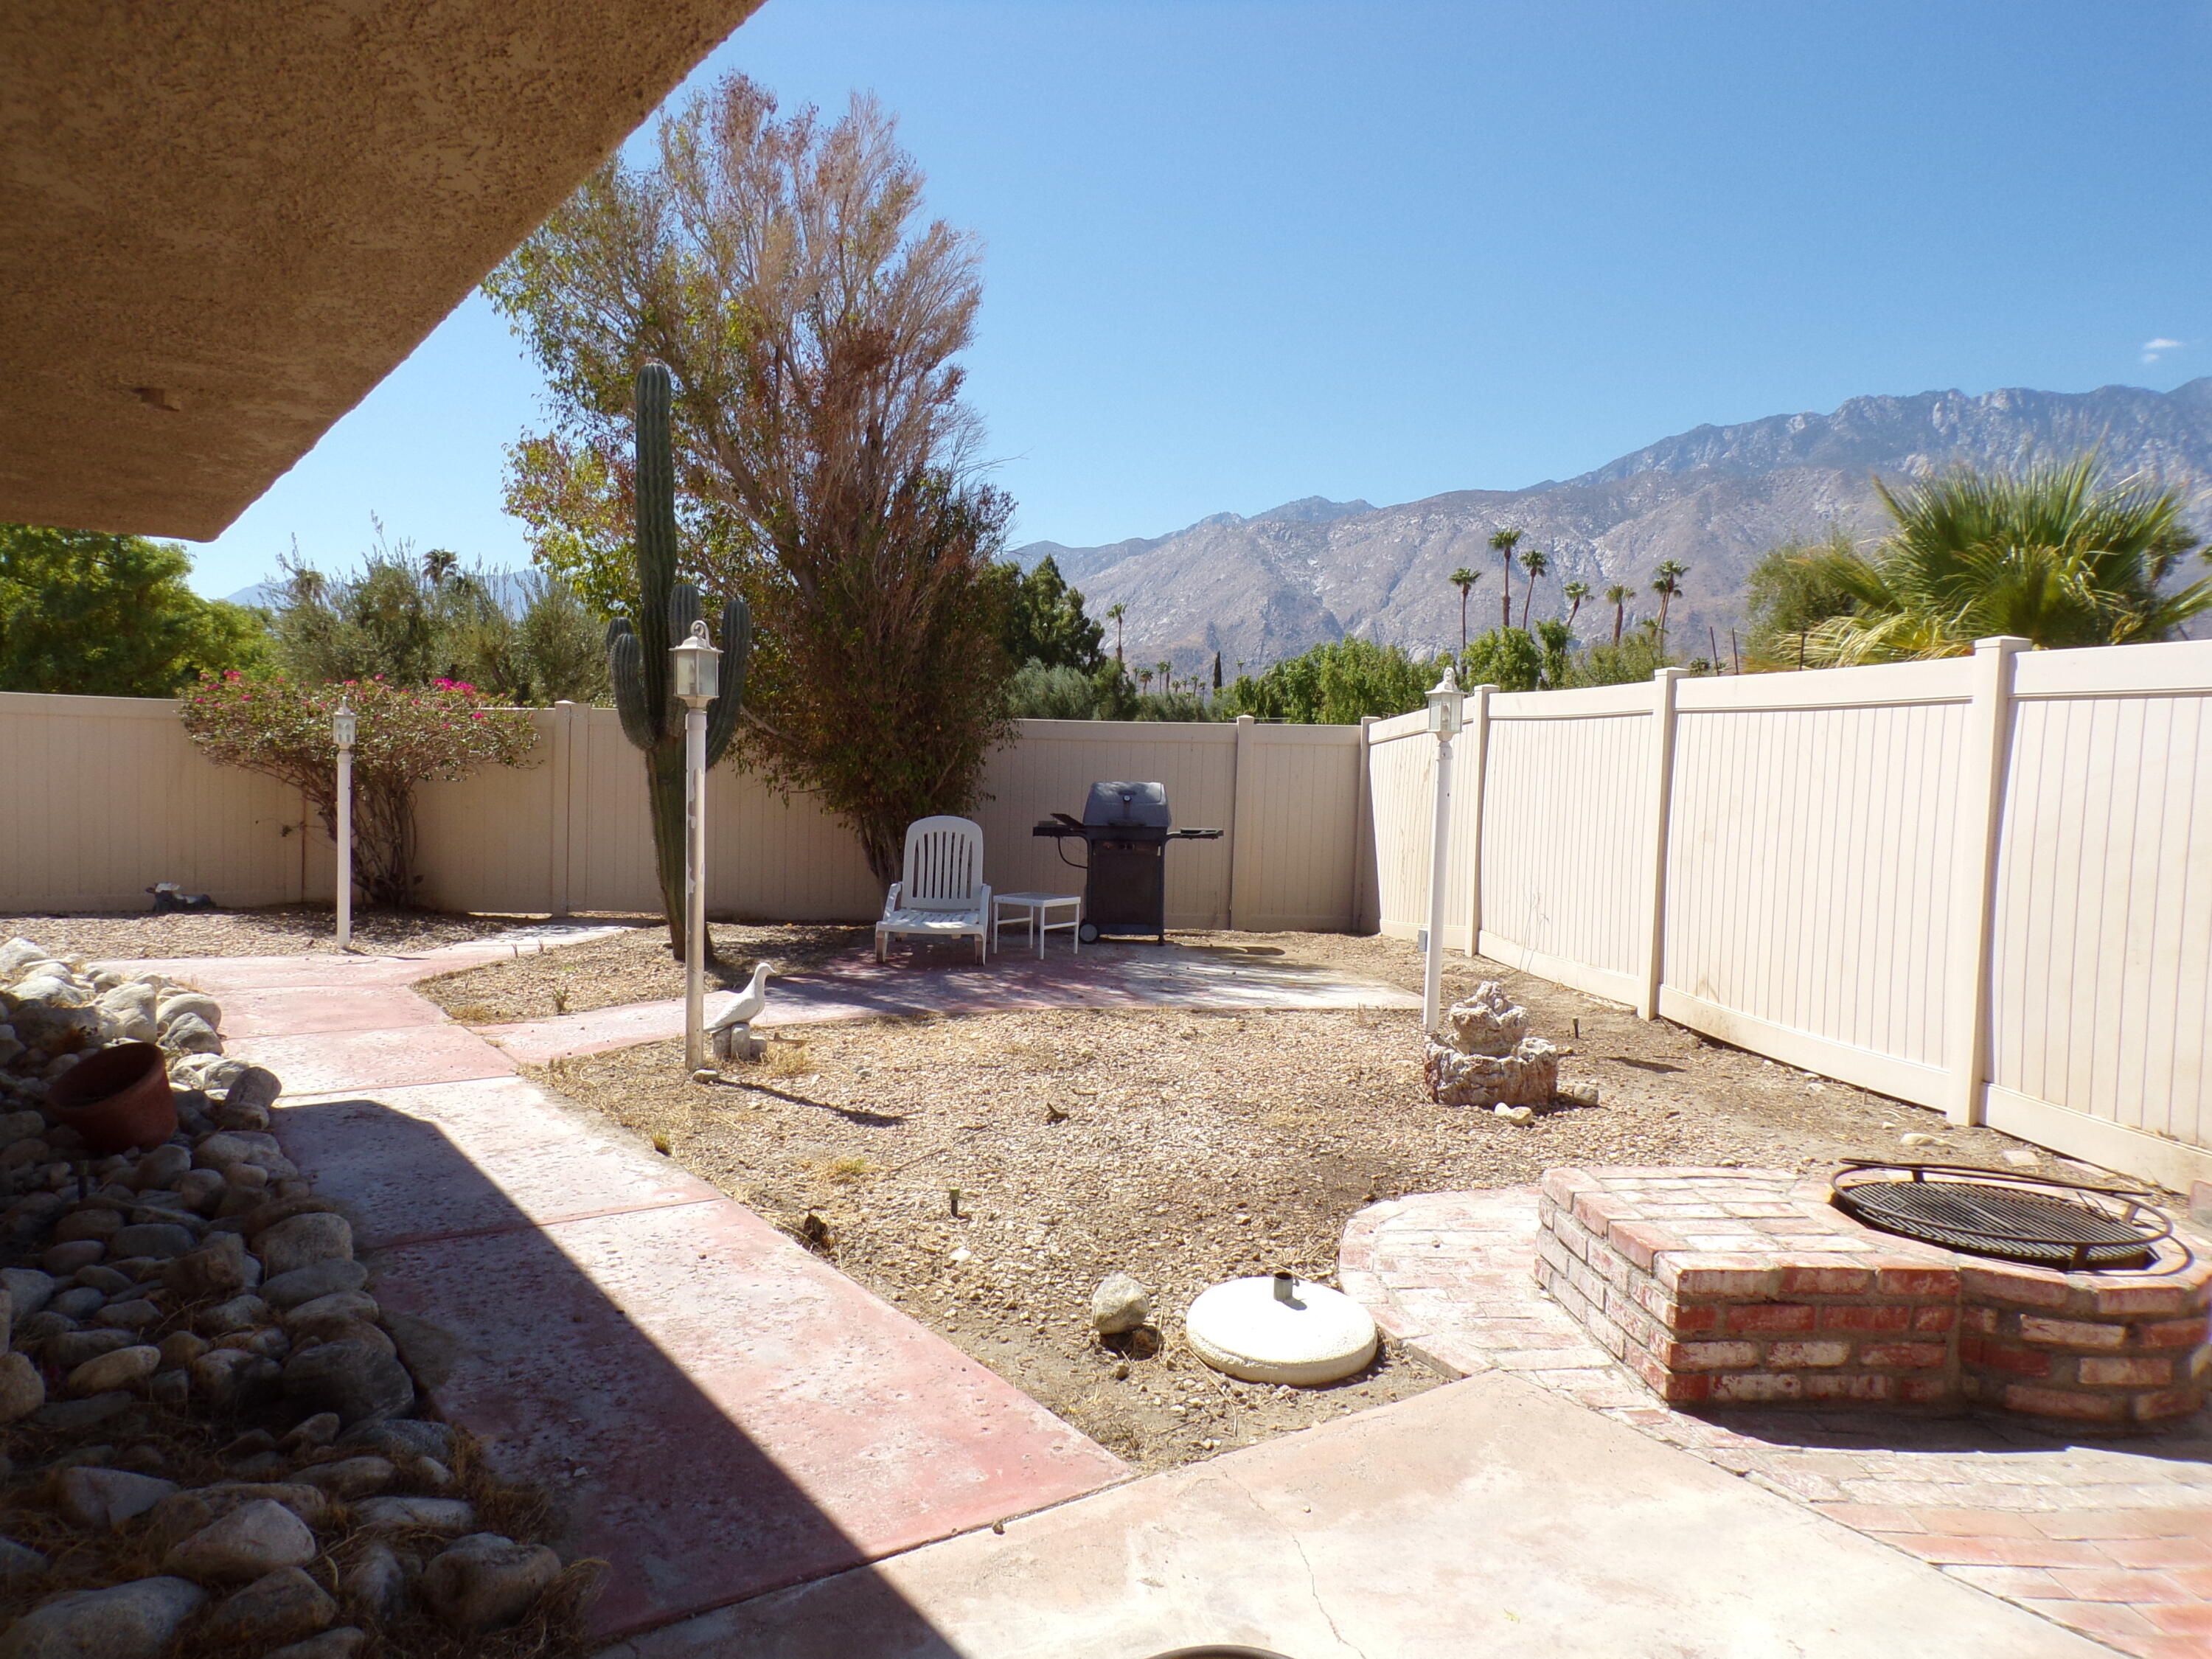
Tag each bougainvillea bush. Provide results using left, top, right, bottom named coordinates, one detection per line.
left=181, top=672, right=538, bottom=906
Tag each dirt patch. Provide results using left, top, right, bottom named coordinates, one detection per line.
left=518, top=928, right=2074, bottom=1475
left=416, top=923, right=872, bottom=1025
left=0, top=907, right=590, bottom=962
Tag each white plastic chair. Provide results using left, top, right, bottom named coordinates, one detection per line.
left=875, top=816, right=992, bottom=964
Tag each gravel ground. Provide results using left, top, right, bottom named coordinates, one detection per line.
left=0, top=908, right=583, bottom=961
left=487, top=928, right=2079, bottom=1475
left=418, top=923, right=869, bottom=1024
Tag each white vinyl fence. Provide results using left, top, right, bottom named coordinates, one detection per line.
left=1368, top=638, right=2212, bottom=1193
left=6, top=636, right=2210, bottom=1190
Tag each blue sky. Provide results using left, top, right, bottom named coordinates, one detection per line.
left=185, top=0, right=2212, bottom=597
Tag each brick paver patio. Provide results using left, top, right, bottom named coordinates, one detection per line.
left=1340, top=1188, right=2212, bottom=1657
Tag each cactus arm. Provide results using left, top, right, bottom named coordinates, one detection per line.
left=609, top=627, right=658, bottom=751
left=703, top=594, right=751, bottom=768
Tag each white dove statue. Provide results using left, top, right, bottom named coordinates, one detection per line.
left=708, top=962, right=773, bottom=1063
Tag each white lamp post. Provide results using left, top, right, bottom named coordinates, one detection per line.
left=670, top=620, right=723, bottom=1072
left=331, top=700, right=357, bottom=951
left=1421, top=664, right=1467, bottom=1034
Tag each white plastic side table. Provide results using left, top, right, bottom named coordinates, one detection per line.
left=992, top=892, right=1082, bottom=959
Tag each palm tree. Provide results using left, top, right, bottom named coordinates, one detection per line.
left=1487, top=528, right=1522, bottom=628
left=1562, top=581, right=1590, bottom=631
left=1449, top=567, right=1481, bottom=650
left=1651, top=560, right=1688, bottom=650
left=1138, top=667, right=1153, bottom=692
left=422, top=547, right=459, bottom=587
left=1519, top=547, right=1550, bottom=628
left=1105, top=602, right=1127, bottom=664
left=1791, top=456, right=2211, bottom=664
left=1604, top=583, right=1632, bottom=644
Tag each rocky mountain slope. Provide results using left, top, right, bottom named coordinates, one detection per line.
left=1015, top=380, right=2212, bottom=670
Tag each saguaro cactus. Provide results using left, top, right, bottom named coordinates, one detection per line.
left=607, top=361, right=751, bottom=960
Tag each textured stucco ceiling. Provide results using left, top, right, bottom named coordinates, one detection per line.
left=0, top=0, right=762, bottom=540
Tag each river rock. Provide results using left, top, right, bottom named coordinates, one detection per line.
left=49, top=1328, right=136, bottom=1369
left=337, top=1417, right=453, bottom=1461
left=0, top=1354, right=44, bottom=1422
left=1, top=1267, right=55, bottom=1320
left=190, top=1348, right=282, bottom=1412
left=155, top=991, right=223, bottom=1032
left=94, top=984, right=159, bottom=1044
left=0, top=1576, right=206, bottom=1659
left=282, top=1290, right=380, bottom=1332
left=94, top=1298, right=162, bottom=1332
left=293, top=1456, right=394, bottom=1500
left=164, top=1234, right=251, bottom=1299
left=257, top=1213, right=353, bottom=1277
left=0, top=1536, right=48, bottom=1585
left=422, top=1534, right=562, bottom=1635
left=1089, top=1273, right=1152, bottom=1335
left=52, top=1208, right=121, bottom=1245
left=261, top=1259, right=369, bottom=1311
left=148, top=1484, right=328, bottom=1549
left=109, top=1222, right=196, bottom=1260
left=131, top=1145, right=192, bottom=1191
left=41, top=1240, right=105, bottom=1276
left=267, top=1630, right=367, bottom=1659
left=353, top=1495, right=476, bottom=1534
left=175, top=1169, right=227, bottom=1215
left=200, top=1566, right=338, bottom=1648
left=282, top=1339, right=413, bottom=1425
left=66, top=1344, right=159, bottom=1397
left=56, top=1467, right=178, bottom=1530
left=339, top=1542, right=410, bottom=1621
left=163, top=1498, right=316, bottom=1582
left=197, top=1293, right=270, bottom=1335
left=158, top=1012, right=222, bottom=1056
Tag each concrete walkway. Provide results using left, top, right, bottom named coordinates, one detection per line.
left=604, top=1368, right=2112, bottom=1659
left=126, top=939, right=1127, bottom=1641
left=1340, top=1189, right=2212, bottom=1658
left=476, top=940, right=1421, bottom=1065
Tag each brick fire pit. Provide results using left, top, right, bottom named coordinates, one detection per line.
left=1535, top=1166, right=2212, bottom=1427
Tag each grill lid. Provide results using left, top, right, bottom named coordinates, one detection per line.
left=1084, top=781, right=1171, bottom=829
left=1831, top=1161, right=2171, bottom=1270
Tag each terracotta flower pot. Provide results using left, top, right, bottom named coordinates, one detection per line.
left=49, top=1041, right=177, bottom=1156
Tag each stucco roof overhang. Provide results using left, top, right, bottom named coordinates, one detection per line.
left=0, top=0, right=762, bottom=540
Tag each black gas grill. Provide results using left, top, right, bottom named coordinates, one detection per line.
left=1033, top=782, right=1222, bottom=943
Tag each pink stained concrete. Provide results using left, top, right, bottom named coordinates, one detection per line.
left=170, top=936, right=1130, bottom=1641
left=370, top=1198, right=1128, bottom=1638
left=479, top=943, right=1421, bottom=1065
left=218, top=982, right=447, bottom=1038
left=274, top=1077, right=723, bottom=1248
left=608, top=1370, right=2111, bottom=1659
left=227, top=1021, right=515, bottom=1093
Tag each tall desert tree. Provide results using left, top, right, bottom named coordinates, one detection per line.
left=1105, top=602, right=1127, bottom=663
left=1562, top=580, right=1590, bottom=632
left=485, top=73, right=1015, bottom=882
left=1651, top=560, right=1688, bottom=650
left=1604, top=582, right=1632, bottom=644
left=1519, top=546, right=1550, bottom=628
left=1449, top=566, right=1481, bottom=651
left=1792, top=457, right=2209, bottom=665
left=1487, top=528, right=1522, bottom=629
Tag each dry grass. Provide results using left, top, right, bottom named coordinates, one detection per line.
left=416, top=923, right=872, bottom=1025
left=519, top=927, right=2080, bottom=1475
left=0, top=907, right=577, bottom=962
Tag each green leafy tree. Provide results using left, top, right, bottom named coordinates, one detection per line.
left=1741, top=531, right=1862, bottom=669
left=1449, top=566, right=1481, bottom=651
left=982, top=555, right=1105, bottom=672
left=0, top=524, right=269, bottom=695
left=1792, top=457, right=2210, bottom=664
left=1488, top=528, right=1522, bottom=629
left=181, top=672, right=537, bottom=906
left=1564, top=631, right=1672, bottom=686
left=269, top=532, right=608, bottom=705
left=1459, top=626, right=1543, bottom=692
left=1217, top=637, right=1440, bottom=723
left=1534, top=617, right=1573, bottom=688
left=484, top=72, right=1013, bottom=883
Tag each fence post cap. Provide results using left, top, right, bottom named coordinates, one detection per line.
left=1973, top=636, right=2031, bottom=654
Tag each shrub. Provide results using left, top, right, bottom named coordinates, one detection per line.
left=181, top=673, right=538, bottom=907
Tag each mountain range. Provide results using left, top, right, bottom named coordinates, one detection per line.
left=1013, top=379, right=2212, bottom=671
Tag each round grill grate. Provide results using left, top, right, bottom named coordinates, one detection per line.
left=1831, top=1161, right=2171, bottom=1270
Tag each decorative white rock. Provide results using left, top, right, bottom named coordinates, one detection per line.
left=1184, top=1273, right=1377, bottom=1386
